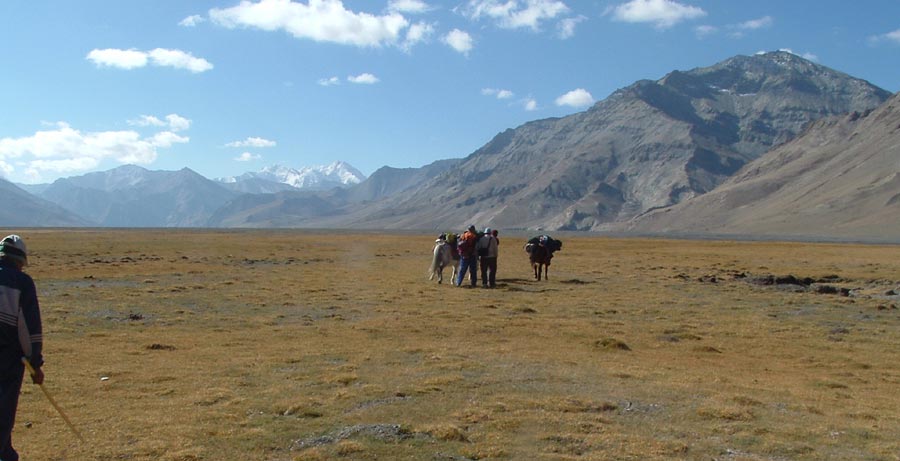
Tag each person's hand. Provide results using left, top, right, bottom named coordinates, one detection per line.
left=30, top=366, right=44, bottom=385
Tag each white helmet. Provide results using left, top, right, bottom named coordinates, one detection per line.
left=0, top=234, right=27, bottom=266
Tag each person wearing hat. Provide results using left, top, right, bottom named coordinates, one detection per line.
left=0, top=235, right=43, bottom=461
left=476, top=228, right=499, bottom=288
left=455, top=225, right=479, bottom=287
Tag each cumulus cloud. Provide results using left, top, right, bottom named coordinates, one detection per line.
left=209, top=0, right=409, bottom=48
left=235, top=152, right=262, bottom=162
left=226, top=137, right=277, bottom=148
left=555, top=88, right=594, bottom=108
left=402, top=21, right=435, bottom=51
left=179, top=14, right=205, bottom=27
left=87, top=48, right=213, bottom=73
left=694, top=24, right=717, bottom=38
left=318, top=76, right=341, bottom=86
left=461, top=0, right=570, bottom=31
left=348, top=73, right=380, bottom=84
left=86, top=48, right=148, bottom=70
left=443, top=28, right=474, bottom=55
left=886, top=29, right=900, bottom=44
left=128, top=114, right=192, bottom=132
left=869, top=28, right=900, bottom=45
left=737, top=15, right=773, bottom=31
left=388, top=0, right=433, bottom=14
left=482, top=88, right=514, bottom=99
left=609, top=0, right=706, bottom=29
left=523, top=98, right=538, bottom=111
left=557, top=15, right=586, bottom=39
left=0, top=121, right=189, bottom=182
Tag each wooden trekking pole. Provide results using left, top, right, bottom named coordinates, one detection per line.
left=21, top=357, right=85, bottom=442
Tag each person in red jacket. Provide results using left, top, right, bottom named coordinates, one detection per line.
left=455, top=225, right=479, bottom=287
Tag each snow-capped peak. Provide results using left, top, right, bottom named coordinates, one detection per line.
left=220, top=161, right=366, bottom=190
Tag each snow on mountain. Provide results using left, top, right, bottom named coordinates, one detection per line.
left=220, top=161, right=366, bottom=191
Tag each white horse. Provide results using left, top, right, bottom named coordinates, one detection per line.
left=429, top=239, right=457, bottom=284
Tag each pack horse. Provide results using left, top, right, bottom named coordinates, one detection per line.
left=524, top=235, right=562, bottom=281
left=429, top=234, right=459, bottom=284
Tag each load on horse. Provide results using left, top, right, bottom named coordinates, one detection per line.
left=524, top=234, right=562, bottom=281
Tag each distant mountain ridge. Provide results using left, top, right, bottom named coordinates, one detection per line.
left=38, top=165, right=238, bottom=227
left=217, top=161, right=366, bottom=193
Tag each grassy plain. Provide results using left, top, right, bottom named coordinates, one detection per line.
left=10, top=229, right=900, bottom=460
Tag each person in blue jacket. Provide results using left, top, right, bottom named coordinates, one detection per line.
left=0, top=235, right=43, bottom=461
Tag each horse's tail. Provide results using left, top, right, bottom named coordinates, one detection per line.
left=429, top=244, right=441, bottom=280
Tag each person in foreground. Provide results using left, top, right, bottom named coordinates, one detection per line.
left=0, top=235, right=43, bottom=461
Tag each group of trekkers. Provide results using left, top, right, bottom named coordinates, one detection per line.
left=440, top=225, right=500, bottom=288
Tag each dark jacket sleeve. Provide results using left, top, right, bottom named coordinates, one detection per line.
left=20, top=274, right=43, bottom=368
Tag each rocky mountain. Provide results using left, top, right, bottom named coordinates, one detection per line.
left=621, top=91, right=900, bottom=241
left=218, top=161, right=366, bottom=193
left=0, top=178, right=93, bottom=227
left=38, top=165, right=239, bottom=227
left=309, top=51, right=889, bottom=231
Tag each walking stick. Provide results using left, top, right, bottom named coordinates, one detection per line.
left=21, top=357, right=85, bottom=442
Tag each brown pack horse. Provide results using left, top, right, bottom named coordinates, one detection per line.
left=525, top=242, right=552, bottom=281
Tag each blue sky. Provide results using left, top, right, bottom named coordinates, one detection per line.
left=1, top=0, right=898, bottom=184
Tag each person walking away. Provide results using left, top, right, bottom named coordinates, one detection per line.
left=0, top=235, right=43, bottom=461
left=477, top=228, right=499, bottom=288
left=456, top=225, right=479, bottom=287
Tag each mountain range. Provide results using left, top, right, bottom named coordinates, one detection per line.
left=4, top=51, right=898, bottom=242
left=621, top=91, right=900, bottom=241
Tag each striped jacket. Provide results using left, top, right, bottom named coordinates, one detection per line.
left=0, top=260, right=42, bottom=376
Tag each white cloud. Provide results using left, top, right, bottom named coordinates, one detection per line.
left=609, top=0, right=706, bottom=29
left=86, top=48, right=149, bottom=70
left=555, top=88, right=594, bottom=108
left=443, top=28, right=474, bottom=55
left=0, top=121, right=189, bottom=181
left=694, top=24, right=717, bottom=38
left=462, top=0, right=570, bottom=31
left=557, top=15, right=586, bottom=39
left=523, top=98, right=538, bottom=111
left=150, top=131, right=190, bottom=148
left=402, top=21, right=435, bottom=51
left=165, top=114, right=192, bottom=132
left=318, top=76, right=341, bottom=86
left=179, top=14, right=205, bottom=27
left=148, top=48, right=214, bottom=73
left=129, top=114, right=192, bottom=132
left=870, top=28, right=900, bottom=45
left=235, top=152, right=262, bottom=162
left=129, top=115, right=166, bottom=128
left=87, top=48, right=213, bottom=73
left=388, top=0, right=433, bottom=14
left=887, top=29, right=900, bottom=43
left=737, top=16, right=773, bottom=31
left=482, top=88, right=514, bottom=99
left=226, top=137, right=277, bottom=148
left=209, top=0, right=409, bottom=48
left=348, top=73, right=380, bottom=84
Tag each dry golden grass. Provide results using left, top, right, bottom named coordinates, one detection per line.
left=9, top=229, right=900, bottom=460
